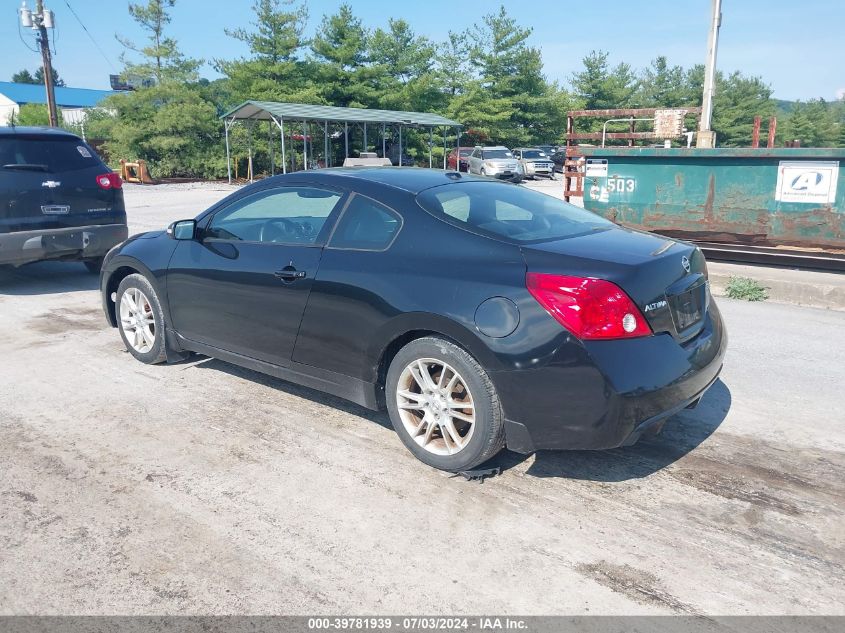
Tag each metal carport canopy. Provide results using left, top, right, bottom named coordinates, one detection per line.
left=220, top=100, right=462, bottom=183
left=221, top=100, right=461, bottom=127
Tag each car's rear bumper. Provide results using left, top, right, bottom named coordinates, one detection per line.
left=493, top=302, right=727, bottom=453
left=0, top=224, right=129, bottom=267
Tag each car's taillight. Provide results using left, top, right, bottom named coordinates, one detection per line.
left=526, top=273, right=652, bottom=340
left=96, top=173, right=122, bottom=190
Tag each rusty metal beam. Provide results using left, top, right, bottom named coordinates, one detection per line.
left=565, top=132, right=658, bottom=141
left=567, top=107, right=702, bottom=118
left=767, top=117, right=777, bottom=149
left=752, top=116, right=761, bottom=148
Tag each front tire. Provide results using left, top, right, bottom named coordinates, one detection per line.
left=386, top=336, right=505, bottom=471
left=115, top=273, right=168, bottom=364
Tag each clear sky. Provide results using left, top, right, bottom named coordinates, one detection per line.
left=2, top=0, right=842, bottom=101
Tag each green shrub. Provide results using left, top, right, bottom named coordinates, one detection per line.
left=725, top=276, right=769, bottom=302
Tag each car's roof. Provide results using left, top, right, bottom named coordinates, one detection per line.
left=272, top=167, right=491, bottom=194
left=0, top=126, right=80, bottom=139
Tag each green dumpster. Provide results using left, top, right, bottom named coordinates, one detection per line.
left=578, top=147, right=845, bottom=250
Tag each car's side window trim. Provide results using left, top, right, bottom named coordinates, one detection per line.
left=199, top=185, right=349, bottom=247
left=324, top=192, right=404, bottom=253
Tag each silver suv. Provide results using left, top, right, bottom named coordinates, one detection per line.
left=513, top=148, right=555, bottom=180
left=467, top=146, right=522, bottom=182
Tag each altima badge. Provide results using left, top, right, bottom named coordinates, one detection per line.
left=42, top=180, right=61, bottom=188
left=681, top=256, right=691, bottom=273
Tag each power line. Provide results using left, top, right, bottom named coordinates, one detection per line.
left=62, top=0, right=118, bottom=72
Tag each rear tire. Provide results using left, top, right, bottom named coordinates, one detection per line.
left=386, top=336, right=505, bottom=472
left=115, top=273, right=168, bottom=364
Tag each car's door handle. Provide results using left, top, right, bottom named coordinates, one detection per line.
left=274, top=268, right=306, bottom=281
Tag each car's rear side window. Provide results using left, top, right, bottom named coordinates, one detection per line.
left=0, top=137, right=103, bottom=173
left=417, top=181, right=613, bottom=243
left=329, top=195, right=401, bottom=251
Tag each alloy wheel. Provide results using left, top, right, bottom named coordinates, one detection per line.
left=119, top=287, right=156, bottom=354
left=395, top=358, right=476, bottom=456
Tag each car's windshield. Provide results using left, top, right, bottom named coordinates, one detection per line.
left=0, top=136, right=101, bottom=173
left=417, top=181, right=613, bottom=243
left=521, top=150, right=547, bottom=159
left=481, top=149, right=513, bottom=159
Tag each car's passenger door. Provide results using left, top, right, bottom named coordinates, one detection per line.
left=166, top=185, right=346, bottom=367
left=292, top=193, right=404, bottom=376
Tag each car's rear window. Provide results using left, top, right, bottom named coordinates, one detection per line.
left=417, top=181, right=613, bottom=243
left=0, top=136, right=102, bottom=173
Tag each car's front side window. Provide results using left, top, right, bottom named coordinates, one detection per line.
left=205, top=187, right=342, bottom=244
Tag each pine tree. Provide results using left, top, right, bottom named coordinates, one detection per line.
left=464, top=6, right=567, bottom=146
left=369, top=19, right=439, bottom=111
left=571, top=50, right=638, bottom=111
left=310, top=4, right=375, bottom=108
left=711, top=72, right=774, bottom=147
left=638, top=57, right=688, bottom=107
left=117, top=0, right=201, bottom=84
left=12, top=69, right=37, bottom=84
left=215, top=0, right=319, bottom=104
left=97, top=0, right=222, bottom=178
left=436, top=32, right=472, bottom=98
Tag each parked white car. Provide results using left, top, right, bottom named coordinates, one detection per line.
left=467, top=146, right=523, bottom=182
left=513, top=148, right=555, bottom=180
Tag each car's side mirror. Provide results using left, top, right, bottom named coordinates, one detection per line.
left=167, top=219, right=196, bottom=240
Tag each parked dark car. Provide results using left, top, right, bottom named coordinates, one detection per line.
left=100, top=168, right=726, bottom=472
left=447, top=147, right=475, bottom=172
left=0, top=126, right=127, bottom=271
left=551, top=150, right=567, bottom=174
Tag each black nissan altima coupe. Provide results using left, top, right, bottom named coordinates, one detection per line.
left=100, top=168, right=726, bottom=471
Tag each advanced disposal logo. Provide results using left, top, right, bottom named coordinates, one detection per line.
left=775, top=161, right=839, bottom=204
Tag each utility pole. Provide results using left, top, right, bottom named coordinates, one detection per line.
left=20, top=1, right=58, bottom=126
left=697, top=0, right=722, bottom=148
left=35, top=0, right=58, bottom=127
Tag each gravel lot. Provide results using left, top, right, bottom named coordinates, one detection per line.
left=1, top=180, right=844, bottom=615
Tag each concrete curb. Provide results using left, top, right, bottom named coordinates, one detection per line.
left=708, top=262, right=845, bottom=311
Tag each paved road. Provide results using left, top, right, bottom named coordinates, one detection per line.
left=0, top=184, right=843, bottom=615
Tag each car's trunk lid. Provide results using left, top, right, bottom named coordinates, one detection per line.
left=521, top=226, right=709, bottom=341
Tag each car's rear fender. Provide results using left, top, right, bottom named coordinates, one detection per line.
left=368, top=312, right=503, bottom=387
